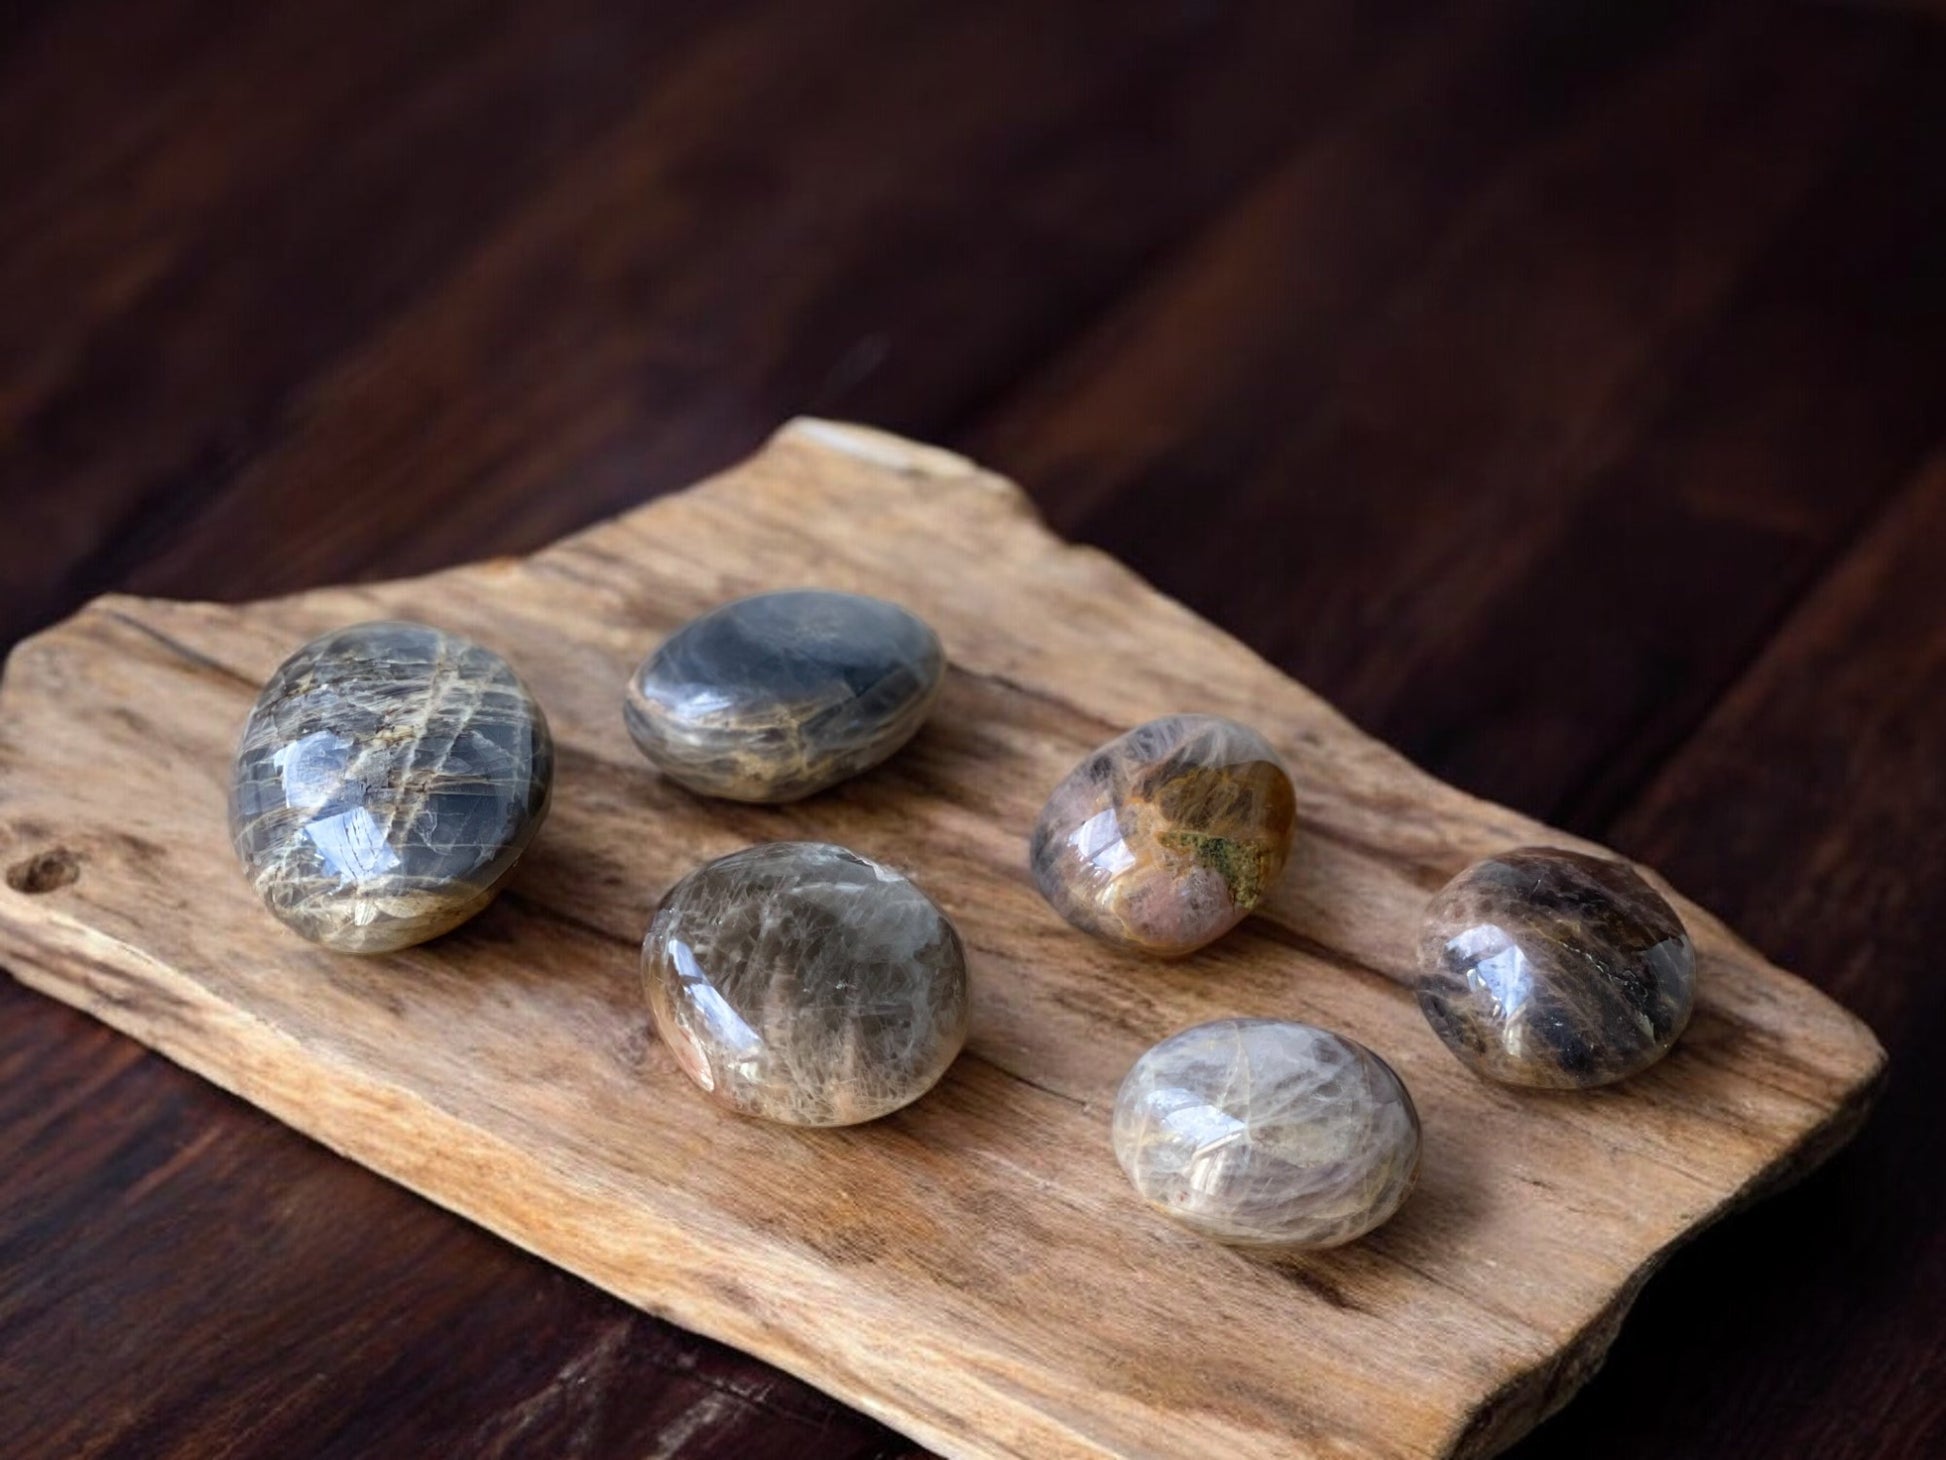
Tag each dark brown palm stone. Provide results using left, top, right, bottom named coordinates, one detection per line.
left=1416, top=847, right=1696, bottom=1089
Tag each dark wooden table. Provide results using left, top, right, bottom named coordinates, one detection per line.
left=4, top=2, right=1942, bottom=1455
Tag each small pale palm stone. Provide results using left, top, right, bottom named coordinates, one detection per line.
left=229, top=621, right=553, bottom=953
left=1030, top=714, right=1296, bottom=956
left=1113, top=1019, right=1422, bottom=1249
left=625, top=589, right=945, bottom=803
left=1416, top=846, right=1695, bottom=1089
left=643, top=842, right=969, bottom=1126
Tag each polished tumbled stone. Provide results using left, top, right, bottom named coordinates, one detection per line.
left=1113, top=1018, right=1421, bottom=1249
left=229, top=621, right=553, bottom=953
left=625, top=589, right=945, bottom=803
left=643, top=841, right=969, bottom=1125
left=1030, top=714, right=1296, bottom=956
left=1417, top=846, right=1696, bottom=1089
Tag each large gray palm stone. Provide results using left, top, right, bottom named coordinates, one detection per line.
left=643, top=841, right=969, bottom=1126
left=228, top=621, right=553, bottom=953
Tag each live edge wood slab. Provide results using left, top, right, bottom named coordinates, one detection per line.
left=0, top=421, right=1884, bottom=1460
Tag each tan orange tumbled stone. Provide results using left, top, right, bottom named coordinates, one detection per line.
left=1029, top=714, right=1296, bottom=956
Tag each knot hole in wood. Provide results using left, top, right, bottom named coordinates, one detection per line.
left=7, top=847, right=82, bottom=895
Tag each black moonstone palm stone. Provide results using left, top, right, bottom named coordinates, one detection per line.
left=624, top=589, right=944, bottom=803
left=228, top=621, right=553, bottom=953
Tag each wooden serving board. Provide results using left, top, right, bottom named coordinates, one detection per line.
left=0, top=421, right=1884, bottom=1460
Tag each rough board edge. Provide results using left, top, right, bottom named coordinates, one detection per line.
left=1446, top=1053, right=1884, bottom=1457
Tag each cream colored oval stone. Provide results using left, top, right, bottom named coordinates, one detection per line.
left=1112, top=1018, right=1421, bottom=1249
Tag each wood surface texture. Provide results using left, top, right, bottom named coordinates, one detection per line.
left=0, top=420, right=1889, bottom=1458
left=2, top=1, right=1943, bottom=1457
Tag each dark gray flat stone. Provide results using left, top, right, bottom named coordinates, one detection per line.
left=625, top=590, right=944, bottom=803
